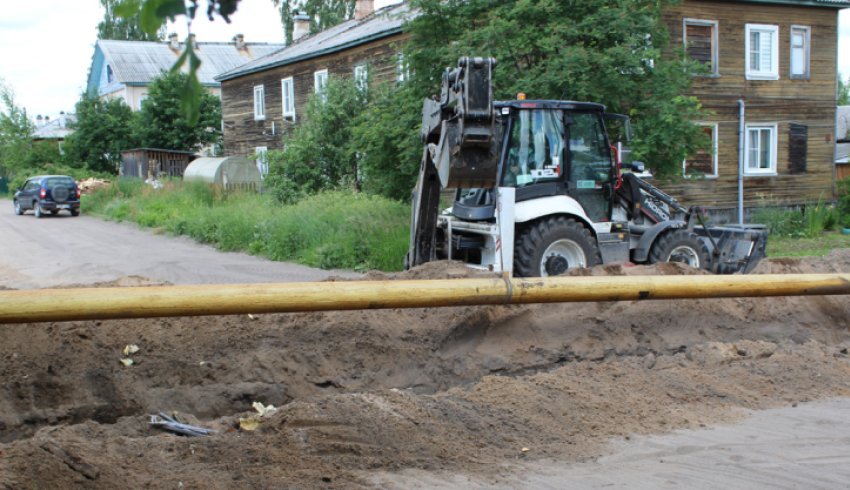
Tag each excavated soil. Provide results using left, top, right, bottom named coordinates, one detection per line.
left=2, top=253, right=850, bottom=488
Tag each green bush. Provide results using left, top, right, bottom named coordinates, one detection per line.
left=84, top=181, right=410, bottom=271
left=753, top=199, right=840, bottom=239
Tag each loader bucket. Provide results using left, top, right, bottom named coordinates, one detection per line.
left=696, top=225, right=768, bottom=274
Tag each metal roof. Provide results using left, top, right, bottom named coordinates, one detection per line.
left=216, top=3, right=412, bottom=81
left=32, top=114, right=77, bottom=140
left=95, top=39, right=285, bottom=87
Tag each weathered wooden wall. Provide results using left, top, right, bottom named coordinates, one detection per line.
left=221, top=33, right=407, bottom=157
left=661, top=0, right=840, bottom=209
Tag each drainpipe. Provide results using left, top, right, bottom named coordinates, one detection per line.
left=737, top=99, right=745, bottom=224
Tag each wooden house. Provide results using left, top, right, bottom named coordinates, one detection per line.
left=215, top=1, right=411, bottom=161
left=120, top=148, right=197, bottom=179
left=662, top=0, right=849, bottom=212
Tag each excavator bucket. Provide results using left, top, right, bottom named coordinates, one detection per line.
left=695, top=224, right=768, bottom=274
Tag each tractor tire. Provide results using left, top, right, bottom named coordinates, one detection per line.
left=649, top=229, right=711, bottom=270
left=514, top=217, right=601, bottom=277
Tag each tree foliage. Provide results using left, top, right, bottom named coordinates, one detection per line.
left=63, top=96, right=137, bottom=174
left=840, top=76, right=850, bottom=106
left=98, top=0, right=164, bottom=41
left=135, top=71, right=222, bottom=152
left=271, top=0, right=354, bottom=44
left=266, top=76, right=365, bottom=203
left=0, top=81, right=35, bottom=179
left=404, top=0, right=708, bottom=177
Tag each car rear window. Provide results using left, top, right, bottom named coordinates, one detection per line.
left=45, top=177, right=75, bottom=187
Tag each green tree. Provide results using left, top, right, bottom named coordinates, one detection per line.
left=839, top=76, right=849, bottom=106
left=266, top=76, right=366, bottom=203
left=135, top=71, right=222, bottom=151
left=271, top=0, right=355, bottom=44
left=0, top=81, right=35, bottom=180
left=403, top=0, right=708, bottom=177
left=98, top=0, right=165, bottom=41
left=63, top=96, right=137, bottom=174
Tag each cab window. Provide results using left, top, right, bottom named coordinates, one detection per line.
left=502, top=109, right=564, bottom=187
left=568, top=112, right=612, bottom=188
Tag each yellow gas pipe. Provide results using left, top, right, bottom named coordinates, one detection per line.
left=0, top=273, right=848, bottom=324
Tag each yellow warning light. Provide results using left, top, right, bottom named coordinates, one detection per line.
left=517, top=92, right=526, bottom=100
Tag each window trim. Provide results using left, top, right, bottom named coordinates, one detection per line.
left=281, top=77, right=295, bottom=121
left=354, top=64, right=368, bottom=91
left=745, top=24, right=780, bottom=81
left=682, top=122, right=719, bottom=179
left=255, top=146, right=269, bottom=177
left=314, top=69, right=328, bottom=100
left=744, top=123, right=778, bottom=176
left=253, top=85, right=266, bottom=121
left=682, top=18, right=719, bottom=77
left=789, top=25, right=811, bottom=80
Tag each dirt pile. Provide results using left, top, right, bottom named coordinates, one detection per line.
left=1, top=255, right=849, bottom=488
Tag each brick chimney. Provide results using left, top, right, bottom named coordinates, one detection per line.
left=354, top=0, right=374, bottom=20
left=293, top=13, right=310, bottom=41
left=59, top=111, right=66, bottom=129
left=233, top=33, right=246, bottom=50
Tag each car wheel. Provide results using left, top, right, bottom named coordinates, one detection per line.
left=14, top=200, right=23, bottom=216
left=514, top=216, right=601, bottom=277
left=34, top=202, right=43, bottom=219
left=71, top=209, right=80, bottom=217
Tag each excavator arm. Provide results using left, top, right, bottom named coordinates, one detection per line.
left=406, top=57, right=499, bottom=269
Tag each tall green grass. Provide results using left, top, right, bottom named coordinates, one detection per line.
left=752, top=199, right=840, bottom=239
left=83, top=180, right=410, bottom=271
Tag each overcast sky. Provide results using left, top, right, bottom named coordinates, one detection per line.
left=0, top=2, right=848, bottom=120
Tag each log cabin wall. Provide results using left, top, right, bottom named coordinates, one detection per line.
left=661, top=0, right=842, bottom=210
left=220, top=33, right=407, bottom=158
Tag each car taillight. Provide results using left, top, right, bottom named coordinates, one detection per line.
left=76, top=188, right=81, bottom=198
left=39, top=188, right=46, bottom=199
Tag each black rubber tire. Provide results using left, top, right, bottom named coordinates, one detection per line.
left=649, top=229, right=711, bottom=270
left=13, top=200, right=22, bottom=216
left=514, top=216, right=601, bottom=277
left=34, top=202, right=43, bottom=219
left=71, top=209, right=80, bottom=217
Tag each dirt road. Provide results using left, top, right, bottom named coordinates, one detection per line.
left=0, top=198, right=357, bottom=289
left=1, top=198, right=850, bottom=488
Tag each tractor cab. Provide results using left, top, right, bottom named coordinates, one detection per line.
left=452, top=101, right=617, bottom=224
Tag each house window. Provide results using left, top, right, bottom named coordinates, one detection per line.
left=683, top=19, right=718, bottom=76
left=281, top=77, right=295, bottom=121
left=354, top=64, right=368, bottom=91
left=745, top=24, right=779, bottom=80
left=255, top=146, right=269, bottom=177
left=314, top=69, right=328, bottom=101
left=790, top=25, right=810, bottom=79
left=106, top=65, right=114, bottom=84
left=744, top=124, right=778, bottom=175
left=396, top=53, right=409, bottom=82
left=788, top=123, right=808, bottom=174
left=683, top=123, right=718, bottom=178
left=253, top=85, right=265, bottom=120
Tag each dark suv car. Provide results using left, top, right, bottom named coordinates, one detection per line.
left=13, top=175, right=81, bottom=218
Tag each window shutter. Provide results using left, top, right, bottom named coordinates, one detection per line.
left=788, top=123, right=807, bottom=174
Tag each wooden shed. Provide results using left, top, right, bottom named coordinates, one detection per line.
left=120, top=148, right=198, bottom=179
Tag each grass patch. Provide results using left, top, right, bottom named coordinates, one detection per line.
left=768, top=231, right=850, bottom=258
left=84, top=181, right=410, bottom=271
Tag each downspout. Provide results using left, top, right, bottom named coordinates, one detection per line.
left=737, top=99, right=746, bottom=224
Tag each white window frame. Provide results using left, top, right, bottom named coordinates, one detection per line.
left=281, top=77, right=295, bottom=121
left=253, top=85, right=265, bottom=121
left=683, top=18, right=719, bottom=77
left=789, top=25, right=811, bottom=80
left=354, top=64, right=368, bottom=91
left=314, top=69, right=328, bottom=101
left=745, top=24, right=779, bottom=81
left=396, top=53, right=409, bottom=82
left=744, top=123, right=778, bottom=176
left=682, top=122, right=719, bottom=178
left=255, top=146, right=269, bottom=177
